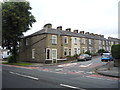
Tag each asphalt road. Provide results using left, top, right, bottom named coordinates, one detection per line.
left=44, top=56, right=108, bottom=73
left=2, top=59, right=119, bottom=89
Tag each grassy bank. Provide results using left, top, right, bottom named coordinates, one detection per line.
left=2, top=62, right=33, bottom=66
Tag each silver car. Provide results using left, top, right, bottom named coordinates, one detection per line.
left=77, top=54, right=92, bottom=61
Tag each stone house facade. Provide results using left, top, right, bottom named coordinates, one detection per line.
left=18, top=23, right=120, bottom=63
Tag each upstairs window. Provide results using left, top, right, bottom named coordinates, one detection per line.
left=99, top=40, right=101, bottom=45
left=89, top=39, right=91, bottom=45
left=52, top=35, right=57, bottom=44
left=103, top=41, right=105, bottom=45
left=74, top=38, right=77, bottom=44
left=82, top=38, right=85, bottom=44
left=64, top=36, right=68, bottom=44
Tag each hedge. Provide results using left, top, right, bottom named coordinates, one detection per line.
left=111, top=44, right=120, bottom=59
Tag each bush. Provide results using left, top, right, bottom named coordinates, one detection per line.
left=66, top=55, right=76, bottom=60
left=111, top=44, right=120, bottom=59
left=8, top=55, right=16, bottom=63
left=85, top=50, right=91, bottom=55
left=73, top=54, right=79, bottom=58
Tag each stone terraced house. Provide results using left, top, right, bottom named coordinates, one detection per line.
left=18, top=23, right=120, bottom=63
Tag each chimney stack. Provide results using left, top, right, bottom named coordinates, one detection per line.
left=66, top=28, right=71, bottom=32
left=80, top=31, right=84, bottom=34
left=101, top=35, right=104, bottom=38
left=95, top=34, right=98, bottom=36
left=73, top=30, right=78, bottom=33
left=91, top=33, right=95, bottom=36
left=85, top=32, right=90, bottom=35
left=43, top=23, right=52, bottom=29
left=108, top=37, right=112, bottom=39
left=57, top=26, right=62, bottom=30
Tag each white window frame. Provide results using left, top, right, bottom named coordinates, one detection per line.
left=64, top=36, right=68, bottom=44
left=74, top=38, right=77, bottom=44
left=32, top=49, right=35, bottom=59
left=89, top=39, right=92, bottom=45
left=106, top=41, right=108, bottom=45
left=74, top=48, right=77, bottom=55
left=82, top=38, right=85, bottom=44
left=78, top=48, right=80, bottom=54
left=103, top=41, right=105, bottom=45
left=52, top=35, right=57, bottom=44
left=99, top=40, right=101, bottom=45
left=69, top=49, right=71, bottom=56
left=82, top=48, right=85, bottom=53
left=64, top=48, right=68, bottom=56
left=52, top=49, right=57, bottom=59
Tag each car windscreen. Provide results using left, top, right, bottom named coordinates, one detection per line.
left=103, top=54, right=109, bottom=57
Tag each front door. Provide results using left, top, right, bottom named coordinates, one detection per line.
left=46, top=48, right=50, bottom=59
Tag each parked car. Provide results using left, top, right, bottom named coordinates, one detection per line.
left=77, top=54, right=92, bottom=61
left=101, top=53, right=113, bottom=62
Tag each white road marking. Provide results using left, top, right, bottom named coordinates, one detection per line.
left=86, top=76, right=113, bottom=81
left=55, top=69, right=63, bottom=71
left=86, top=72, right=93, bottom=74
left=58, top=63, right=77, bottom=67
left=79, top=63, right=92, bottom=67
left=60, top=84, right=86, bottom=90
left=77, top=71, right=85, bottom=73
left=9, top=71, right=39, bottom=80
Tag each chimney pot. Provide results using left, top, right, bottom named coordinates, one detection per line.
left=57, top=26, right=62, bottom=30
left=66, top=28, right=71, bottom=32
left=85, top=32, right=90, bottom=35
left=73, top=30, right=78, bottom=33
left=43, top=23, right=52, bottom=29
left=80, top=31, right=84, bottom=34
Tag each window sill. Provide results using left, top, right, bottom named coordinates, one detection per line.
left=52, top=44, right=57, bottom=45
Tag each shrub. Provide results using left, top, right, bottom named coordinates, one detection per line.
left=111, top=44, right=120, bottom=59
left=98, top=49, right=105, bottom=53
left=8, top=55, right=16, bottom=63
left=66, top=55, right=76, bottom=60
left=73, top=54, right=79, bottom=58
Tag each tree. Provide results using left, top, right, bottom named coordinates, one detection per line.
left=2, top=1, right=36, bottom=62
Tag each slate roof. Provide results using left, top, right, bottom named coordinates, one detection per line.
left=22, top=28, right=112, bottom=41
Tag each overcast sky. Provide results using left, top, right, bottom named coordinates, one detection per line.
left=1, top=0, right=119, bottom=38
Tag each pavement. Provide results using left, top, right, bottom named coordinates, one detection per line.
left=95, top=61, right=120, bottom=78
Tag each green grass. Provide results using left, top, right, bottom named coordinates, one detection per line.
left=2, top=62, right=33, bottom=66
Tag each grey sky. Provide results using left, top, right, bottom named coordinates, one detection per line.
left=1, top=0, right=119, bottom=38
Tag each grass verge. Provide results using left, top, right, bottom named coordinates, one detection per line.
left=2, top=62, right=33, bottom=66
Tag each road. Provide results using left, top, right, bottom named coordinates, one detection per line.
left=2, top=56, right=119, bottom=89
